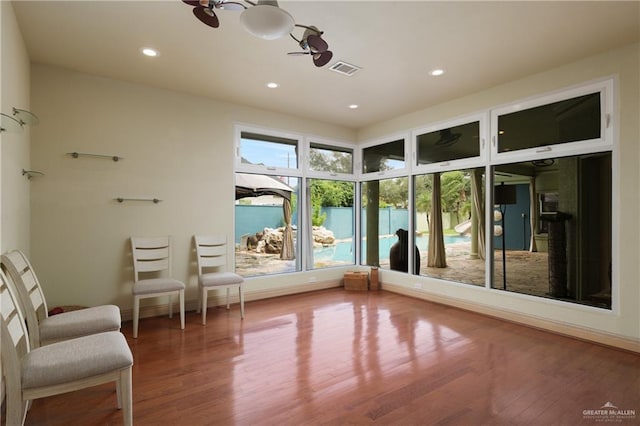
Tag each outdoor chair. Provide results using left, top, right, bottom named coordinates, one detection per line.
left=194, top=235, right=245, bottom=325
left=1, top=249, right=121, bottom=348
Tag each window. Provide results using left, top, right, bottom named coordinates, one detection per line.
left=416, top=121, right=481, bottom=165
left=235, top=174, right=300, bottom=277
left=414, top=168, right=485, bottom=286
left=497, top=93, right=601, bottom=153
left=308, top=179, right=355, bottom=269
left=362, top=138, right=405, bottom=173
left=235, top=129, right=303, bottom=277
left=309, top=143, right=353, bottom=174
left=239, top=131, right=299, bottom=170
left=492, top=153, right=612, bottom=309
left=361, top=177, right=410, bottom=271
left=491, top=80, right=612, bottom=159
left=235, top=126, right=356, bottom=276
left=234, top=78, right=614, bottom=310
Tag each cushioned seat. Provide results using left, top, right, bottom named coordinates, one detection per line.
left=132, top=277, right=185, bottom=295
left=22, top=331, right=133, bottom=389
left=39, top=305, right=121, bottom=345
left=1, top=249, right=122, bottom=348
left=200, top=272, right=243, bottom=287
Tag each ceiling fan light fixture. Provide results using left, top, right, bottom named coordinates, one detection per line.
left=240, top=1, right=294, bottom=40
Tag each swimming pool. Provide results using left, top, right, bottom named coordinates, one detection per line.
left=313, top=234, right=470, bottom=263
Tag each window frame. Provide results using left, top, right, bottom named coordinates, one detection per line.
left=235, top=124, right=305, bottom=177
left=490, top=78, right=613, bottom=165
left=233, top=77, right=617, bottom=312
left=305, top=136, right=357, bottom=181
left=358, top=133, right=411, bottom=181
left=411, top=112, right=489, bottom=174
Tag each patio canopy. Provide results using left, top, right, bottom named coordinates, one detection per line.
left=235, top=173, right=295, bottom=260
left=235, top=173, right=293, bottom=201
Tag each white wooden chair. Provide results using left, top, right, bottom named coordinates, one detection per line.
left=130, top=236, right=185, bottom=338
left=1, top=249, right=121, bottom=348
left=194, top=235, right=245, bottom=325
left=0, top=269, right=133, bottom=426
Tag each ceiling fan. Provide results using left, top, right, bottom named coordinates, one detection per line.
left=287, top=25, right=333, bottom=68
left=182, top=0, right=245, bottom=28
left=181, top=1, right=334, bottom=68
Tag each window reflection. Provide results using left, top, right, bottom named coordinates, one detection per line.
left=362, top=139, right=405, bottom=173
left=416, top=122, right=480, bottom=164
left=492, top=153, right=611, bottom=309
left=498, top=92, right=601, bottom=153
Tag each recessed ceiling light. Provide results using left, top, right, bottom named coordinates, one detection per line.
left=348, top=104, right=359, bottom=109
left=429, top=69, right=445, bottom=76
left=141, top=47, right=159, bottom=57
left=266, top=82, right=279, bottom=89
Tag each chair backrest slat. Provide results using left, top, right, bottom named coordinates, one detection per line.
left=21, top=268, right=39, bottom=293
left=1, top=250, right=47, bottom=348
left=194, top=235, right=230, bottom=272
left=1, top=269, right=30, bottom=355
left=136, top=258, right=170, bottom=273
left=131, top=236, right=172, bottom=280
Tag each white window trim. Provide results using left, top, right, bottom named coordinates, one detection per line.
left=490, top=78, right=614, bottom=163
left=234, top=123, right=305, bottom=177
left=358, top=132, right=411, bottom=180
left=305, top=135, right=357, bottom=181
left=411, top=111, right=489, bottom=174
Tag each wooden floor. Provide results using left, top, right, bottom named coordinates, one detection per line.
left=23, top=288, right=640, bottom=425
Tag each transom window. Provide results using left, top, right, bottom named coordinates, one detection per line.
left=416, top=121, right=481, bottom=165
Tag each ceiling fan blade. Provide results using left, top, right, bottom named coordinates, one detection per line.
left=182, top=0, right=200, bottom=6
left=313, top=50, right=333, bottom=67
left=307, top=34, right=328, bottom=53
left=287, top=51, right=310, bottom=56
left=193, top=6, right=220, bottom=28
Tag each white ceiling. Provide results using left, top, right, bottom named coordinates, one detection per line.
left=11, top=1, right=640, bottom=130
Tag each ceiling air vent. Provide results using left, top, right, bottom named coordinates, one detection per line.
left=329, top=61, right=361, bottom=76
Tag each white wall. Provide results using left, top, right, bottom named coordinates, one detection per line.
left=30, top=64, right=356, bottom=314
left=358, top=43, right=640, bottom=349
left=1, top=1, right=31, bottom=253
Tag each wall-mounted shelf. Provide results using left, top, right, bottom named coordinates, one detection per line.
left=68, top=152, right=122, bottom=162
left=22, top=169, right=44, bottom=180
left=13, top=108, right=39, bottom=126
left=1, top=113, right=23, bottom=133
left=115, top=197, right=162, bottom=204
left=1, top=108, right=39, bottom=133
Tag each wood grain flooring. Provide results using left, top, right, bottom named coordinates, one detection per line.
left=20, top=288, right=640, bottom=425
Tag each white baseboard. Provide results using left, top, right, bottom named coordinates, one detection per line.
left=383, top=282, right=640, bottom=354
